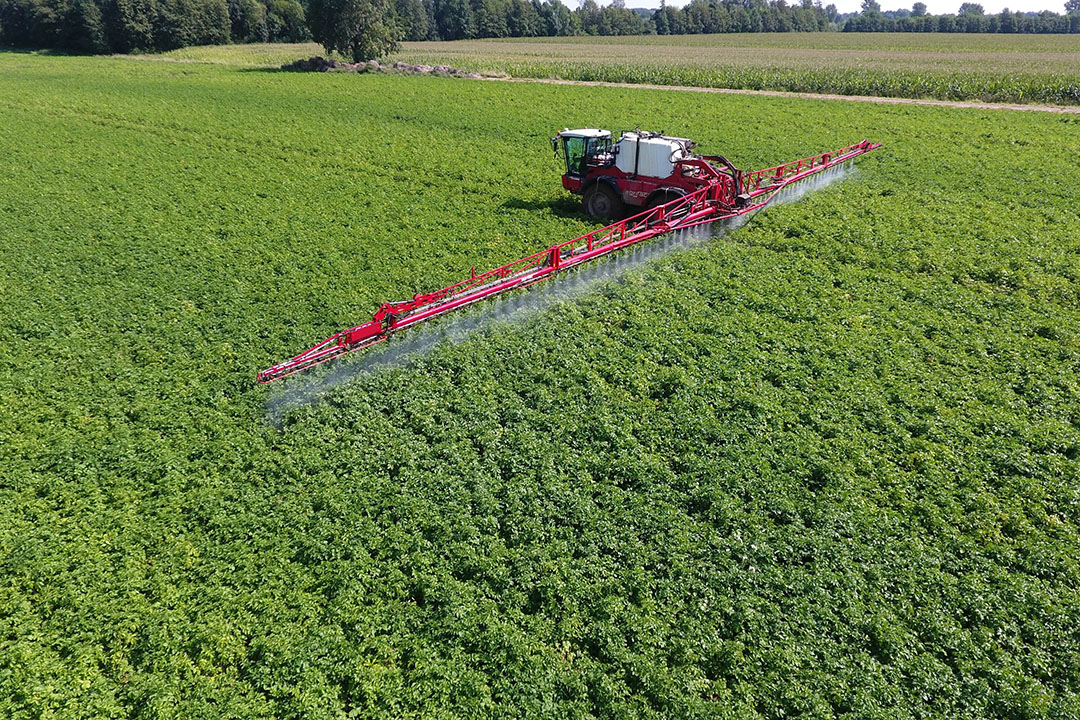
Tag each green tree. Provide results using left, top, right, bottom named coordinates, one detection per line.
left=102, top=0, right=157, bottom=51
left=433, top=0, right=472, bottom=38
left=653, top=0, right=668, bottom=32
left=472, top=0, right=507, bottom=37
left=536, top=0, right=572, bottom=35
left=394, top=0, right=427, bottom=39
left=307, top=0, right=399, bottom=60
left=998, top=6, right=1016, bottom=29
left=507, top=0, right=540, bottom=35
left=0, top=0, right=58, bottom=46
left=958, top=1, right=982, bottom=12
left=266, top=0, right=307, bottom=40
left=59, top=0, right=107, bottom=50
left=154, top=0, right=230, bottom=50
left=1066, top=0, right=1079, bottom=14
left=576, top=0, right=598, bottom=33
left=911, top=1, right=926, bottom=15
left=229, top=0, right=267, bottom=42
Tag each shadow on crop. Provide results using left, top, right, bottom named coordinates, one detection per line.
left=0, top=45, right=87, bottom=56
left=500, top=196, right=585, bottom=220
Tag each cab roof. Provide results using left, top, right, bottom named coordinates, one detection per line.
left=560, top=128, right=611, bottom=138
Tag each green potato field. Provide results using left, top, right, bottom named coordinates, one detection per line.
left=1, top=51, right=1079, bottom=719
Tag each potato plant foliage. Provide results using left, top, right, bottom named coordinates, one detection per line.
left=1, top=52, right=1079, bottom=719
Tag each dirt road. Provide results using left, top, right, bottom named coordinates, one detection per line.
left=490, top=76, right=1080, bottom=114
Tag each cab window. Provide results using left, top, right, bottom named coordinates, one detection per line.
left=563, top=137, right=586, bottom=176
left=586, top=137, right=613, bottom=168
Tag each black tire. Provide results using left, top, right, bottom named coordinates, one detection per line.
left=582, top=183, right=624, bottom=221
left=646, top=191, right=677, bottom=209
left=646, top=189, right=689, bottom=218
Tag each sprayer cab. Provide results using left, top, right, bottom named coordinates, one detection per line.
left=554, top=128, right=615, bottom=178
left=553, top=128, right=742, bottom=221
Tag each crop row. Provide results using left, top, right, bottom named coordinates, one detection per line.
left=409, top=57, right=1080, bottom=105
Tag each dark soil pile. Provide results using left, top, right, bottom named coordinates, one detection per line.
left=282, top=57, right=483, bottom=78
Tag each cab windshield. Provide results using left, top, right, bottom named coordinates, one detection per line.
left=562, top=135, right=612, bottom=177
left=563, top=137, right=586, bottom=176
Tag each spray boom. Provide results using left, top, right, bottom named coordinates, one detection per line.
left=257, top=139, right=880, bottom=383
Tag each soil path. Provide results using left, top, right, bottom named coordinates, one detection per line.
left=488, top=76, right=1080, bottom=114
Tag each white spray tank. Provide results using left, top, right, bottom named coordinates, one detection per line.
left=615, top=131, right=693, bottom=179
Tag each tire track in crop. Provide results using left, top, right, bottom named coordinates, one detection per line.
left=488, top=77, right=1080, bottom=114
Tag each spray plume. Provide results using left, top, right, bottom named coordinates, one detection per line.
left=265, top=163, right=855, bottom=420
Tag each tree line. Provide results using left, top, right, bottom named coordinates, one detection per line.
left=0, top=0, right=309, bottom=52
left=844, top=0, right=1080, bottom=32
left=0, top=0, right=839, bottom=52
left=390, top=0, right=841, bottom=41
left=1, top=0, right=1078, bottom=57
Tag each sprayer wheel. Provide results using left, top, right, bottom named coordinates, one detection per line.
left=646, top=192, right=672, bottom=209
left=582, top=184, right=623, bottom=221
left=647, top=191, right=690, bottom=220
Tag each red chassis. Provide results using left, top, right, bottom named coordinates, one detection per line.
left=257, top=140, right=880, bottom=383
left=561, top=153, right=741, bottom=215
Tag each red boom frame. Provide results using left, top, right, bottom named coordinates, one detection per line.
left=258, top=140, right=880, bottom=383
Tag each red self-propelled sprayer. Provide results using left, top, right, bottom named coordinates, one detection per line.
left=257, top=130, right=880, bottom=383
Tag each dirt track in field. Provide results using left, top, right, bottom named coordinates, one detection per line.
left=489, top=76, right=1080, bottom=114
